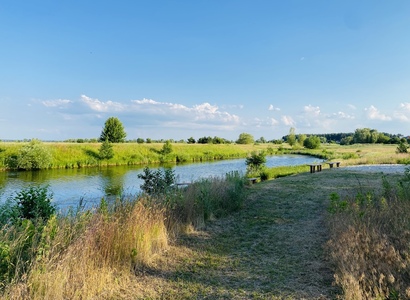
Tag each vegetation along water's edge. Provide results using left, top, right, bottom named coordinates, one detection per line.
left=0, top=140, right=409, bottom=171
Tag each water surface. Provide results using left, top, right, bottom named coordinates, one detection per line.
left=0, top=155, right=320, bottom=209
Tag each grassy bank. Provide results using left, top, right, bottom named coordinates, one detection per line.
left=1, top=162, right=410, bottom=298
left=0, top=141, right=408, bottom=172
left=0, top=142, right=275, bottom=170
left=0, top=172, right=247, bottom=299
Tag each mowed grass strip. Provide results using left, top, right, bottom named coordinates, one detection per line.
left=133, top=169, right=397, bottom=299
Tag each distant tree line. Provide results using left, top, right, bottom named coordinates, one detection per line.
left=282, top=128, right=409, bottom=145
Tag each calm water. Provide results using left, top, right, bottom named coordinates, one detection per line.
left=0, top=155, right=320, bottom=209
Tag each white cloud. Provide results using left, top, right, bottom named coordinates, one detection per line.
left=393, top=102, right=410, bottom=122
left=269, top=118, right=279, bottom=125
left=333, top=111, right=354, bottom=119
left=348, top=104, right=357, bottom=110
left=268, top=104, right=280, bottom=111
left=281, top=115, right=295, bottom=126
left=80, top=95, right=240, bottom=127
left=400, top=102, right=410, bottom=111
left=365, top=105, right=391, bottom=121
left=42, top=99, right=73, bottom=108
left=81, top=95, right=126, bottom=112
left=303, top=104, right=320, bottom=116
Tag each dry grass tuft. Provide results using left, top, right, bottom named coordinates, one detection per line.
left=327, top=172, right=410, bottom=299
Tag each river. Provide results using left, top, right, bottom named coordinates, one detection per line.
left=0, top=155, right=320, bottom=209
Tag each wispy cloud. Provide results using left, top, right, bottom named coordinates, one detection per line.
left=80, top=95, right=240, bottom=127
left=303, top=104, right=320, bottom=116
left=42, top=99, right=73, bottom=108
left=333, top=111, right=355, bottom=119
left=281, top=115, right=295, bottom=126
left=393, top=102, right=410, bottom=122
left=348, top=104, right=357, bottom=110
left=365, top=105, right=391, bottom=121
left=268, top=104, right=280, bottom=111
left=81, top=95, right=125, bottom=112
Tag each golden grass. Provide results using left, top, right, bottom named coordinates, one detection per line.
left=2, top=200, right=168, bottom=300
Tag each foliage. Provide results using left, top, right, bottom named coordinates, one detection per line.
left=8, top=139, right=52, bottom=170
left=187, top=137, right=196, bottom=144
left=0, top=186, right=56, bottom=225
left=303, top=135, right=321, bottom=149
left=245, top=151, right=266, bottom=175
left=160, top=140, right=173, bottom=155
left=236, top=132, right=254, bottom=144
left=99, top=117, right=127, bottom=143
left=396, top=141, right=408, bottom=153
left=287, top=127, right=296, bottom=146
left=98, top=139, right=114, bottom=160
left=137, top=167, right=176, bottom=195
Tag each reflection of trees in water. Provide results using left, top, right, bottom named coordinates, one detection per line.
left=101, top=168, right=125, bottom=197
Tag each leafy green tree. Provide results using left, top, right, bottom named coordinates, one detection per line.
left=14, top=139, right=52, bottom=170
left=99, top=117, right=127, bottom=143
left=287, top=127, right=296, bottom=146
left=304, top=136, right=321, bottom=149
left=298, top=134, right=307, bottom=146
left=187, top=137, right=196, bottom=144
left=236, top=133, right=254, bottom=144
left=99, top=139, right=114, bottom=160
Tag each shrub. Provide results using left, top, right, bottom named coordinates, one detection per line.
left=245, top=151, right=266, bottom=175
left=13, top=139, right=52, bottom=170
left=137, top=167, right=176, bottom=195
left=0, top=186, right=56, bottom=225
left=303, top=136, right=321, bottom=149
left=396, top=141, right=408, bottom=153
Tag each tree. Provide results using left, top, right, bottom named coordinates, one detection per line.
left=287, top=127, right=296, bottom=146
left=99, top=139, right=114, bottom=161
left=298, top=134, right=307, bottom=146
left=187, top=137, right=196, bottom=144
left=245, top=151, right=266, bottom=173
left=236, top=133, right=254, bottom=144
left=304, top=136, right=321, bottom=149
left=99, top=117, right=126, bottom=143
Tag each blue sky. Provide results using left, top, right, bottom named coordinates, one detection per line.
left=1, top=1, right=410, bottom=141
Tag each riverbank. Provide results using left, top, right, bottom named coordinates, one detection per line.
left=1, top=142, right=408, bottom=172
left=0, top=152, right=409, bottom=298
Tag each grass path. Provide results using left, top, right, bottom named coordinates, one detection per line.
left=135, top=169, right=392, bottom=299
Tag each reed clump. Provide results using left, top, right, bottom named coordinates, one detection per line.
left=327, top=169, right=410, bottom=299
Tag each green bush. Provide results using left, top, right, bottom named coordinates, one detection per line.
left=0, top=186, right=56, bottom=225
left=303, top=136, right=321, bottom=149
left=11, top=139, right=52, bottom=170
left=137, top=167, right=176, bottom=195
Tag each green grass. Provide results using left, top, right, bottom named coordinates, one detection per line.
left=0, top=142, right=274, bottom=170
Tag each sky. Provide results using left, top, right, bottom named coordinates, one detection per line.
left=1, top=0, right=410, bottom=141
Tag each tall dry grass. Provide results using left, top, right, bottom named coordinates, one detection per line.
left=1, top=200, right=168, bottom=299
left=327, top=170, right=410, bottom=299
left=0, top=172, right=246, bottom=299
